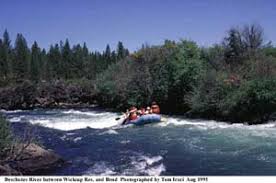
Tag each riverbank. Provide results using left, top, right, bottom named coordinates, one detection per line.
left=0, top=80, right=97, bottom=110
left=0, top=80, right=275, bottom=125
left=0, top=143, right=64, bottom=175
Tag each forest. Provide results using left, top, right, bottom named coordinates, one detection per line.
left=0, top=24, right=276, bottom=124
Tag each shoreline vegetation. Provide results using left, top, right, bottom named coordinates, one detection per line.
left=0, top=24, right=275, bottom=124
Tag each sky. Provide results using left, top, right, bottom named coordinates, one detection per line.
left=0, top=0, right=276, bottom=52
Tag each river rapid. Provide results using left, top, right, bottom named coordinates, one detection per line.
left=1, top=108, right=276, bottom=175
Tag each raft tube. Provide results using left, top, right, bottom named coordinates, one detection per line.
left=126, top=114, right=161, bottom=126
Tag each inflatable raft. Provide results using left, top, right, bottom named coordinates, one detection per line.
left=124, top=114, right=162, bottom=126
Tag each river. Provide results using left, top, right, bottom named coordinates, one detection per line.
left=1, top=108, right=276, bottom=175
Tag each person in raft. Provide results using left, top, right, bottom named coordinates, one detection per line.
left=145, top=106, right=151, bottom=114
left=137, top=107, right=146, bottom=116
left=122, top=102, right=160, bottom=124
left=122, top=106, right=138, bottom=124
left=151, top=101, right=160, bottom=114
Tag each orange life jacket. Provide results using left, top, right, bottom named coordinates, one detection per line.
left=129, top=112, right=138, bottom=121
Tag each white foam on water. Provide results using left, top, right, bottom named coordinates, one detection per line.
left=160, top=117, right=276, bottom=131
left=146, top=164, right=166, bottom=176
left=120, top=140, right=130, bottom=144
left=60, top=135, right=67, bottom=141
left=22, top=110, right=124, bottom=131
left=9, top=116, right=24, bottom=122
left=62, top=109, right=111, bottom=117
left=66, top=132, right=75, bottom=136
left=84, top=162, right=116, bottom=175
left=0, top=109, right=24, bottom=114
left=5, top=109, right=276, bottom=138
left=73, top=137, right=82, bottom=142
left=257, top=154, right=270, bottom=162
left=123, top=154, right=165, bottom=176
left=100, top=129, right=119, bottom=135
left=141, top=155, right=163, bottom=165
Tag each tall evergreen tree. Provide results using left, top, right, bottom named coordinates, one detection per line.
left=72, top=44, right=84, bottom=78
left=40, top=49, right=49, bottom=80
left=103, top=44, right=112, bottom=68
left=30, top=41, right=41, bottom=82
left=104, top=44, right=111, bottom=59
left=82, top=42, right=91, bottom=78
left=48, top=44, right=61, bottom=79
left=61, top=39, right=72, bottom=79
left=13, top=34, right=30, bottom=80
left=116, top=41, right=129, bottom=60
left=0, top=39, right=5, bottom=80
left=0, top=30, right=12, bottom=80
left=223, top=28, right=244, bottom=64
left=117, top=41, right=125, bottom=60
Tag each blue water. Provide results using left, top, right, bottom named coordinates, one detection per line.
left=2, top=108, right=276, bottom=175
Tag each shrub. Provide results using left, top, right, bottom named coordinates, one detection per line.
left=222, top=79, right=276, bottom=123
left=0, top=115, right=12, bottom=157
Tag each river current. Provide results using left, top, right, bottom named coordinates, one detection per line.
left=1, top=108, right=276, bottom=175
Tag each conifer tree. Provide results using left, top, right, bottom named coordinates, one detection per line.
left=61, top=39, right=72, bottom=79
left=116, top=41, right=129, bottom=60
left=13, top=34, right=30, bottom=80
left=48, top=44, right=61, bottom=79
left=30, top=41, right=41, bottom=82
left=117, top=41, right=125, bottom=60
left=104, top=44, right=111, bottom=59
left=40, top=49, right=49, bottom=81
left=0, top=30, right=12, bottom=80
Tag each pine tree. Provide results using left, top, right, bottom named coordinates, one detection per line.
left=48, top=44, right=61, bottom=79
left=0, top=30, right=12, bottom=80
left=61, top=39, right=72, bottom=79
left=13, top=34, right=30, bottom=80
left=40, top=49, right=49, bottom=81
left=82, top=42, right=91, bottom=78
left=30, top=41, right=41, bottom=82
left=0, top=39, right=5, bottom=80
left=111, top=51, right=117, bottom=63
left=104, top=44, right=111, bottom=59
left=72, top=44, right=84, bottom=78
left=116, top=41, right=129, bottom=60
left=117, top=41, right=125, bottom=60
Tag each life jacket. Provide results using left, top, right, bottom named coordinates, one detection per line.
left=151, top=104, right=160, bottom=114
left=129, top=112, right=138, bottom=121
left=139, top=108, right=146, bottom=115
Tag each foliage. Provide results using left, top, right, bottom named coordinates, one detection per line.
left=0, top=115, right=12, bottom=157
left=0, top=24, right=276, bottom=123
left=0, top=31, right=129, bottom=83
left=222, top=79, right=276, bottom=123
left=95, top=40, right=204, bottom=113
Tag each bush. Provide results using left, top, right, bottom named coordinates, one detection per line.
left=0, top=115, right=12, bottom=157
left=222, top=79, right=276, bottom=123
left=187, top=70, right=231, bottom=118
left=95, top=40, right=204, bottom=113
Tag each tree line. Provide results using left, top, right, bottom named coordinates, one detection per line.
left=0, top=30, right=129, bottom=85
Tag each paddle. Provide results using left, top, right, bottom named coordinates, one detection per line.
left=115, top=113, right=126, bottom=120
left=115, top=114, right=129, bottom=125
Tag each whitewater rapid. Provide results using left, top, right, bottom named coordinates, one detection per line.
left=3, top=109, right=276, bottom=132
left=2, top=108, right=276, bottom=176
